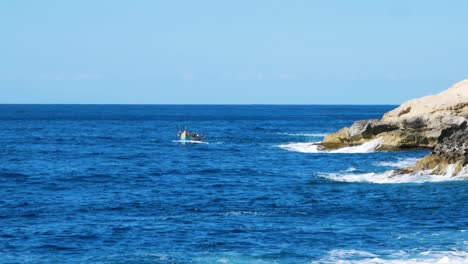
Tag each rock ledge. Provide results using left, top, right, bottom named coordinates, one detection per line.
left=322, top=79, right=468, bottom=176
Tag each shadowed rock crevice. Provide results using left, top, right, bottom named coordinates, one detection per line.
left=403, top=126, right=468, bottom=175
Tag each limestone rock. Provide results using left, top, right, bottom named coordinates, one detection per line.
left=322, top=79, right=468, bottom=150
left=321, top=79, right=468, bottom=177
left=382, top=79, right=468, bottom=124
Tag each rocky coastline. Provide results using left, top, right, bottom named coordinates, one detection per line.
left=321, top=79, right=468, bottom=176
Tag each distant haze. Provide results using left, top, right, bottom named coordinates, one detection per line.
left=1, top=0, right=467, bottom=104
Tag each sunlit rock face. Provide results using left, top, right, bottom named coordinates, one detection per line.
left=322, top=79, right=468, bottom=150
left=322, top=79, right=468, bottom=176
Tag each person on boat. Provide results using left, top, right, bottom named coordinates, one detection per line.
left=178, top=128, right=205, bottom=141
left=178, top=128, right=188, bottom=140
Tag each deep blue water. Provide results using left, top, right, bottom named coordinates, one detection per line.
left=0, top=105, right=466, bottom=263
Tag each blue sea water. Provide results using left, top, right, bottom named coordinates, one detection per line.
left=0, top=105, right=466, bottom=263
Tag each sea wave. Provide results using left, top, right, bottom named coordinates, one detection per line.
left=319, top=165, right=468, bottom=184
left=278, top=132, right=328, bottom=137
left=311, top=249, right=468, bottom=264
left=223, top=211, right=270, bottom=216
left=277, top=142, right=324, bottom=153
left=278, top=138, right=382, bottom=154
left=374, top=158, right=420, bottom=168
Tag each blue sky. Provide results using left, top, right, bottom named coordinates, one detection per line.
left=1, top=0, right=467, bottom=104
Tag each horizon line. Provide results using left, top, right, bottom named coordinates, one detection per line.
left=0, top=103, right=400, bottom=106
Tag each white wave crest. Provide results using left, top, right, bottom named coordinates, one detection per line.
left=278, top=138, right=383, bottom=154
left=277, top=142, right=325, bottom=153
left=330, top=138, right=383, bottom=153
left=375, top=158, right=420, bottom=168
left=320, top=165, right=468, bottom=184
left=311, top=249, right=468, bottom=264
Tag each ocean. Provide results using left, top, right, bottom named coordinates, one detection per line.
left=0, top=105, right=466, bottom=263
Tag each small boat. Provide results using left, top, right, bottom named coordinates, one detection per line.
left=178, top=128, right=205, bottom=143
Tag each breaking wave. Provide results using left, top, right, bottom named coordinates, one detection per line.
left=374, top=157, right=420, bottom=168
left=278, top=138, right=383, bottom=154
left=319, top=165, right=468, bottom=184
left=277, top=142, right=324, bottom=153
left=311, top=249, right=468, bottom=264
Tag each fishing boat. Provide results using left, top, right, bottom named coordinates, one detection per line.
left=178, top=128, right=205, bottom=143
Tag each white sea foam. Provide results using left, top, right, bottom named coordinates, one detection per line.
left=172, top=140, right=209, bottom=144
left=446, top=164, right=457, bottom=177
left=329, top=138, right=383, bottom=153
left=457, top=164, right=468, bottom=176
left=320, top=165, right=468, bottom=184
left=311, top=249, right=468, bottom=264
left=278, top=138, right=383, bottom=154
left=375, top=158, right=420, bottom=168
left=277, top=142, right=325, bottom=153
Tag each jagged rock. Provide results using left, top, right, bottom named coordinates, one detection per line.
left=405, top=127, right=468, bottom=175
left=322, top=79, right=468, bottom=150
left=322, top=120, right=399, bottom=148
left=322, top=79, right=468, bottom=177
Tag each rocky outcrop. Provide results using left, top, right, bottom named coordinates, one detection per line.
left=322, top=79, right=468, bottom=176
left=322, top=79, right=468, bottom=150
left=403, top=125, right=468, bottom=175
left=321, top=120, right=400, bottom=149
